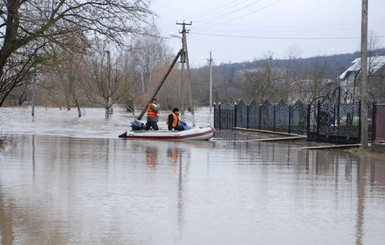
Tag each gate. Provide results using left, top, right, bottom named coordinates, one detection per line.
left=307, top=87, right=361, bottom=144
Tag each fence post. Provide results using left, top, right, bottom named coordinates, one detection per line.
left=247, top=104, right=250, bottom=129
left=213, top=103, right=217, bottom=129
left=316, top=101, right=321, bottom=135
left=307, top=103, right=311, bottom=139
left=234, top=102, right=237, bottom=129
left=273, top=105, right=277, bottom=131
left=218, top=103, right=222, bottom=130
left=288, top=105, right=292, bottom=134
left=336, top=87, right=341, bottom=144
left=358, top=100, right=361, bottom=142
left=258, top=104, right=262, bottom=130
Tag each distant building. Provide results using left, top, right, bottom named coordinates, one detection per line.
left=339, top=56, right=385, bottom=98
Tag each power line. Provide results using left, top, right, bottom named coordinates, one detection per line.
left=193, top=0, right=263, bottom=24
left=195, top=0, right=282, bottom=29
left=191, top=31, right=378, bottom=40
left=197, top=25, right=360, bottom=35
left=186, top=0, right=245, bottom=20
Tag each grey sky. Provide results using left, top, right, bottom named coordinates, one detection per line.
left=152, top=0, right=385, bottom=67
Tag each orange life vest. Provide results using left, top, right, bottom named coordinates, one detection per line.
left=170, top=112, right=179, bottom=127
left=147, top=103, right=158, bottom=118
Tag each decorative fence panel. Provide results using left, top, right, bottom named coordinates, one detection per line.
left=260, top=100, right=274, bottom=131
left=290, top=100, right=307, bottom=134
left=274, top=99, right=290, bottom=133
left=248, top=100, right=260, bottom=129
left=235, top=100, right=248, bottom=128
left=307, top=87, right=361, bottom=144
left=214, top=102, right=235, bottom=130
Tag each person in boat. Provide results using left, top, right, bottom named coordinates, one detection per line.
left=144, top=98, right=160, bottom=130
left=167, top=107, right=186, bottom=131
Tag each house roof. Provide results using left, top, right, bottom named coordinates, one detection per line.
left=339, top=56, right=385, bottom=80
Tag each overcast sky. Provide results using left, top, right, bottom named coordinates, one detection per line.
left=151, top=0, right=385, bottom=67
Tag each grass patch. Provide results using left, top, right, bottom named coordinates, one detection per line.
left=348, top=145, right=385, bottom=160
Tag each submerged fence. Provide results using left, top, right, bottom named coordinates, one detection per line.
left=214, top=99, right=307, bottom=135
left=214, top=87, right=385, bottom=144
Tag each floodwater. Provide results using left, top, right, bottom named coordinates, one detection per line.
left=1, top=107, right=385, bottom=245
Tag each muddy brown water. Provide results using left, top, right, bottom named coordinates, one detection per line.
left=1, top=107, right=385, bottom=245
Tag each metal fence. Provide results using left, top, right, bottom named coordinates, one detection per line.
left=213, top=87, right=381, bottom=144
left=214, top=98, right=308, bottom=135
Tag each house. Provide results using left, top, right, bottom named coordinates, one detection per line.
left=339, top=56, right=385, bottom=97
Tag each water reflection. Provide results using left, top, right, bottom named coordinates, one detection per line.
left=145, top=146, right=158, bottom=168
left=0, top=186, right=13, bottom=245
left=1, top=134, right=385, bottom=245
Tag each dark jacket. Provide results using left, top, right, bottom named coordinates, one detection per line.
left=167, top=112, right=184, bottom=131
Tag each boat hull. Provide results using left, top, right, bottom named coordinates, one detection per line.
left=118, top=126, right=215, bottom=141
left=119, top=127, right=215, bottom=140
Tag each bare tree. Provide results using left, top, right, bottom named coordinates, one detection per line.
left=56, top=52, right=88, bottom=116
left=0, top=0, right=153, bottom=107
left=301, top=56, right=330, bottom=103
left=82, top=42, right=137, bottom=116
left=341, top=32, right=383, bottom=100
left=129, top=29, right=173, bottom=94
left=282, top=45, right=301, bottom=101
left=190, top=66, right=211, bottom=106
left=368, top=31, right=382, bottom=57
left=241, top=54, right=281, bottom=104
left=367, top=31, right=384, bottom=99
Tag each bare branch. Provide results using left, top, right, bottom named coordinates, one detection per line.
left=0, top=0, right=153, bottom=106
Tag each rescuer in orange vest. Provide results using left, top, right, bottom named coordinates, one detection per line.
left=144, top=98, right=160, bottom=130
left=167, top=107, right=185, bottom=131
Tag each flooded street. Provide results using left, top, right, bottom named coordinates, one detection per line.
left=1, top=107, right=385, bottom=245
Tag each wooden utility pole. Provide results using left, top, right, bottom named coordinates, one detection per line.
left=208, top=51, right=213, bottom=113
left=32, top=73, right=36, bottom=117
left=106, top=50, right=112, bottom=116
left=360, top=0, right=369, bottom=148
left=177, top=21, right=195, bottom=127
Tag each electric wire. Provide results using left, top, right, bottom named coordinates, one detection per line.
left=186, top=0, right=245, bottom=20
left=196, top=0, right=283, bottom=29
left=192, top=0, right=264, bottom=25
left=191, top=32, right=383, bottom=40
left=161, top=0, right=385, bottom=64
